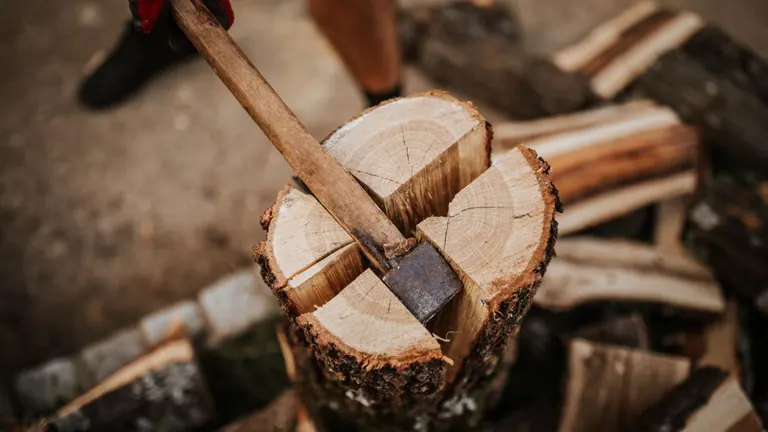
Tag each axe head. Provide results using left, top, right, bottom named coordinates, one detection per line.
left=383, top=242, right=463, bottom=323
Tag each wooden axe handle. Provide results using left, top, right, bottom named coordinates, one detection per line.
left=170, top=0, right=404, bottom=272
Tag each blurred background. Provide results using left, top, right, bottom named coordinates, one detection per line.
left=1, top=0, right=766, bottom=382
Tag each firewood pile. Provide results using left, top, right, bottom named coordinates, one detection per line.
left=9, top=1, right=768, bottom=431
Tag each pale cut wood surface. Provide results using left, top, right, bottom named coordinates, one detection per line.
left=559, top=339, right=691, bottom=432
left=259, top=186, right=364, bottom=316
left=418, top=146, right=557, bottom=382
left=170, top=0, right=405, bottom=273
left=535, top=237, right=725, bottom=313
left=298, top=269, right=442, bottom=366
left=324, top=91, right=489, bottom=235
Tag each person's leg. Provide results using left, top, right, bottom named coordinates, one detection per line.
left=308, top=0, right=402, bottom=107
left=78, top=0, right=233, bottom=110
left=78, top=23, right=196, bottom=109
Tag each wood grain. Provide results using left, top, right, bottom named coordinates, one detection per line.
left=170, top=0, right=404, bottom=273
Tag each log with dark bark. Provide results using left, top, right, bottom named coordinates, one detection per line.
left=256, top=93, right=559, bottom=430
left=684, top=171, right=768, bottom=313
left=559, top=339, right=691, bottom=432
left=410, top=1, right=591, bottom=119
left=492, top=100, right=698, bottom=235
left=630, top=367, right=763, bottom=431
left=551, top=2, right=704, bottom=101
left=43, top=338, right=213, bottom=432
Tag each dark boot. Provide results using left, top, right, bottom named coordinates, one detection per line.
left=78, top=22, right=197, bottom=109
left=363, top=84, right=402, bottom=108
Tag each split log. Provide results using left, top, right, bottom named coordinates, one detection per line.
left=257, top=94, right=558, bottom=430
left=492, top=100, right=698, bottom=235
left=551, top=2, right=704, bottom=100
left=630, top=367, right=763, bottom=431
left=258, top=186, right=365, bottom=318
left=559, top=338, right=691, bottom=432
left=44, top=338, right=213, bottom=431
left=413, top=1, right=591, bottom=119
left=534, top=237, right=725, bottom=316
left=297, top=268, right=445, bottom=403
left=417, top=147, right=557, bottom=383
left=592, top=0, right=768, bottom=296
left=322, top=91, right=491, bottom=235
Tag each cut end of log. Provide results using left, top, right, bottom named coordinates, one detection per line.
left=418, top=145, right=559, bottom=382
left=297, top=269, right=443, bottom=368
left=323, top=90, right=491, bottom=235
left=535, top=237, right=724, bottom=315
left=295, top=269, right=445, bottom=407
left=256, top=186, right=365, bottom=317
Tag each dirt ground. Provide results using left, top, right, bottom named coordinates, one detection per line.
left=1, top=0, right=767, bottom=379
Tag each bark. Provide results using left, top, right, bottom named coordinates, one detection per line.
left=45, top=339, right=213, bottom=432
left=559, top=339, right=691, bottom=432
left=414, top=2, right=591, bottom=119
left=256, top=95, right=558, bottom=430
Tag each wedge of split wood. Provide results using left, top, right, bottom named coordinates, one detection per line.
left=551, top=1, right=705, bottom=100
left=493, top=100, right=697, bottom=235
left=559, top=339, right=691, bottom=432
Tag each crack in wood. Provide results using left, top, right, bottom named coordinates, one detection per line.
left=348, top=168, right=404, bottom=186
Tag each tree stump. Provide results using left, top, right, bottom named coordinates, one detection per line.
left=255, top=92, right=559, bottom=430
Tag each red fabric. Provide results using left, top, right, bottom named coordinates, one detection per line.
left=218, top=0, right=235, bottom=29
left=136, top=0, right=165, bottom=33
left=131, top=0, right=235, bottom=33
